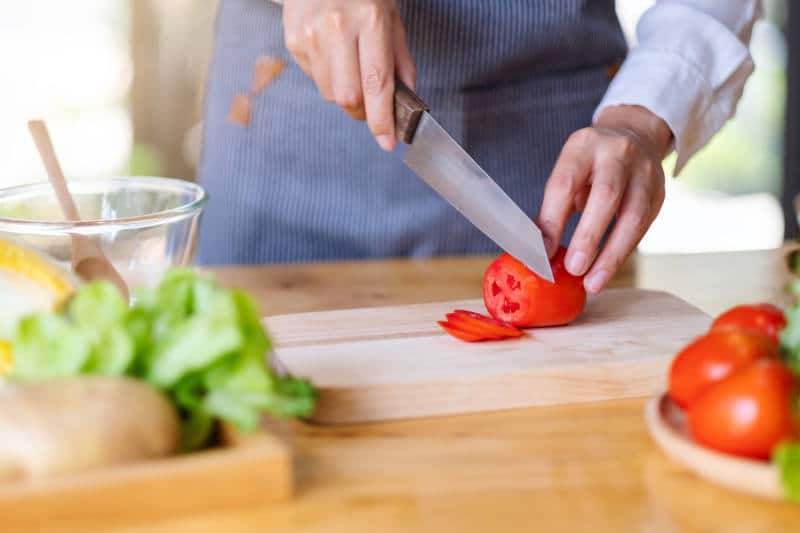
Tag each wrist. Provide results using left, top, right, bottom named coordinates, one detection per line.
left=595, top=105, right=673, bottom=160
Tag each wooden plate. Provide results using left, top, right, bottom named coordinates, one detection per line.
left=0, top=421, right=293, bottom=525
left=645, top=393, right=782, bottom=500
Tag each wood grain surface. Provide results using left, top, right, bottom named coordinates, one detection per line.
left=6, top=247, right=800, bottom=533
left=268, top=289, right=710, bottom=423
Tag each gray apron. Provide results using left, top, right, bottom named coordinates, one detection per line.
left=198, top=0, right=627, bottom=265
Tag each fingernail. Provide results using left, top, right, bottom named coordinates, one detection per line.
left=585, top=269, right=610, bottom=294
left=377, top=134, right=395, bottom=151
left=566, top=251, right=588, bottom=276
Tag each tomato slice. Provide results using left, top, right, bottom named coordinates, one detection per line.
left=447, top=310, right=522, bottom=338
left=437, top=320, right=486, bottom=342
left=444, top=314, right=501, bottom=339
left=438, top=310, right=523, bottom=342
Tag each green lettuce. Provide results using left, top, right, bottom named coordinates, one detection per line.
left=12, top=314, right=91, bottom=380
left=774, top=442, right=800, bottom=502
left=7, top=269, right=316, bottom=449
left=782, top=303, right=800, bottom=374
left=778, top=253, right=800, bottom=500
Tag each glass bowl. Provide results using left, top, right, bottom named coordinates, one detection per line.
left=0, top=177, right=207, bottom=290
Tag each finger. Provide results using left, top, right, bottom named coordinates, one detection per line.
left=573, top=185, right=589, bottom=212
left=290, top=49, right=313, bottom=79
left=283, top=9, right=307, bottom=73
left=392, top=11, right=416, bottom=90
left=358, top=12, right=396, bottom=151
left=306, top=23, right=335, bottom=103
left=565, top=154, right=629, bottom=277
left=310, top=59, right=335, bottom=102
left=536, top=129, right=594, bottom=258
left=324, top=16, right=365, bottom=120
left=343, top=106, right=367, bottom=121
left=283, top=16, right=314, bottom=81
left=293, top=17, right=334, bottom=102
left=648, top=167, right=666, bottom=225
left=583, top=176, right=654, bottom=293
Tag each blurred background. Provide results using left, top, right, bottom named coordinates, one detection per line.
left=0, top=0, right=794, bottom=255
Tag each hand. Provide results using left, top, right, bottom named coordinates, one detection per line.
left=283, top=0, right=416, bottom=151
left=536, top=105, right=673, bottom=294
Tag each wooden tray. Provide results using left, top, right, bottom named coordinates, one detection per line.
left=267, top=288, right=711, bottom=424
left=645, top=393, right=782, bottom=500
left=0, top=421, right=292, bottom=525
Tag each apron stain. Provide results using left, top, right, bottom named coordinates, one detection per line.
left=252, top=56, right=286, bottom=94
left=228, top=55, right=287, bottom=127
left=228, top=93, right=252, bottom=126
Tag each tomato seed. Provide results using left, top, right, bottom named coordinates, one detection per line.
left=505, top=274, right=521, bottom=290
left=492, top=281, right=502, bottom=296
left=502, top=297, right=520, bottom=314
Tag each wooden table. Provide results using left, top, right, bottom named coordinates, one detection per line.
left=10, top=248, right=800, bottom=532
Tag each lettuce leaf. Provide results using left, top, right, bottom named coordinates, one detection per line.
left=83, top=326, right=135, bottom=375
left=146, top=295, right=243, bottom=387
left=779, top=256, right=800, bottom=501
left=7, top=269, right=317, bottom=450
left=68, top=281, right=128, bottom=330
left=781, top=304, right=800, bottom=374
left=774, top=441, right=800, bottom=502
left=11, top=314, right=91, bottom=380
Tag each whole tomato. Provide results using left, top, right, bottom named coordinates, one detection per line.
left=483, top=247, right=586, bottom=327
left=687, top=359, right=797, bottom=460
left=710, top=303, right=787, bottom=343
left=669, top=329, right=779, bottom=409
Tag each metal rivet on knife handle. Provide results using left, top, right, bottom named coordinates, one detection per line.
left=394, top=80, right=429, bottom=145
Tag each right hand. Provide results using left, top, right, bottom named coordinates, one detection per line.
left=283, top=0, right=416, bottom=151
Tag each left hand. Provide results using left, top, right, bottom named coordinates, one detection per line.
left=536, top=104, right=673, bottom=294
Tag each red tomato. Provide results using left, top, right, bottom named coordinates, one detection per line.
left=711, top=304, right=787, bottom=343
left=438, top=310, right=522, bottom=342
left=668, top=329, right=779, bottom=409
left=482, top=247, right=586, bottom=327
left=687, top=359, right=797, bottom=460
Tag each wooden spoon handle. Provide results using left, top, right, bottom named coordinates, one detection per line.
left=27, top=121, right=81, bottom=222
left=27, top=121, right=97, bottom=266
left=26, top=120, right=130, bottom=301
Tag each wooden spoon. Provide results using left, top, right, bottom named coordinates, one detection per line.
left=27, top=120, right=130, bottom=301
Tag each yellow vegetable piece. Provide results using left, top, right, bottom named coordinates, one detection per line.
left=0, top=239, right=79, bottom=339
left=0, top=238, right=75, bottom=304
left=0, top=340, right=11, bottom=376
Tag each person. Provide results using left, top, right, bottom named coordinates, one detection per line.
left=198, top=0, right=761, bottom=294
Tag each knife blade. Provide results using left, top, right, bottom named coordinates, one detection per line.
left=394, top=82, right=553, bottom=282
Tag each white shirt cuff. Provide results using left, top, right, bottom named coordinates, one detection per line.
left=593, top=2, right=757, bottom=175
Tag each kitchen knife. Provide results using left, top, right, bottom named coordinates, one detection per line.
left=394, top=82, right=553, bottom=282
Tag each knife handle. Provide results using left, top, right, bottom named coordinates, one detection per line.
left=394, top=80, right=428, bottom=144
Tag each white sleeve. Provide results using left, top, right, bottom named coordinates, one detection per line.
left=593, top=0, right=763, bottom=175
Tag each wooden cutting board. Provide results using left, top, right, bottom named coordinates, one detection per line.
left=265, top=289, right=710, bottom=424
